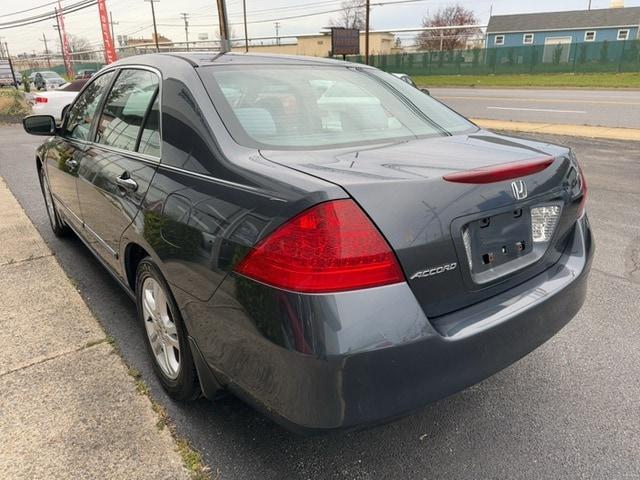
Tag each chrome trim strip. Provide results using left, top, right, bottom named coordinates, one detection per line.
left=156, top=162, right=285, bottom=200
left=84, top=223, right=119, bottom=258
left=51, top=193, right=83, bottom=224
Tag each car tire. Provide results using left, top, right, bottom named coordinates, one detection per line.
left=38, top=167, right=71, bottom=237
left=136, top=258, right=201, bottom=401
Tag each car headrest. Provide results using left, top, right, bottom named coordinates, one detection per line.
left=234, top=107, right=277, bottom=137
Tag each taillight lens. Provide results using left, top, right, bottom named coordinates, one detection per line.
left=35, top=97, right=48, bottom=104
left=443, top=157, right=553, bottom=184
left=234, top=199, right=404, bottom=293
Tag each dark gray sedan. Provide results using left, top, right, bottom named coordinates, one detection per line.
left=22, top=53, right=593, bottom=433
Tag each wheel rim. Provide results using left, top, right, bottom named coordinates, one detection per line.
left=141, top=277, right=181, bottom=380
left=41, top=174, right=57, bottom=228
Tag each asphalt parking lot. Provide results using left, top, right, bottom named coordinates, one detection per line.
left=1, top=124, right=639, bottom=480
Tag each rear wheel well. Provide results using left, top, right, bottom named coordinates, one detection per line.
left=125, top=243, right=150, bottom=292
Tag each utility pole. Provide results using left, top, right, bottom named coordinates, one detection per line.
left=242, top=0, right=248, bottom=52
left=180, top=13, right=190, bottom=51
left=0, top=38, right=5, bottom=59
left=365, top=0, right=370, bottom=65
left=40, top=33, right=52, bottom=68
left=274, top=21, right=280, bottom=46
left=4, top=43, right=18, bottom=88
left=588, top=0, right=592, bottom=10
left=144, top=0, right=160, bottom=52
left=109, top=11, right=118, bottom=45
left=216, top=0, right=230, bottom=53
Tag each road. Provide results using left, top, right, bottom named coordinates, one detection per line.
left=2, top=125, right=640, bottom=479
left=429, top=88, right=640, bottom=129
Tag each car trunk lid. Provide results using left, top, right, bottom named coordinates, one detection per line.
left=261, top=131, right=584, bottom=318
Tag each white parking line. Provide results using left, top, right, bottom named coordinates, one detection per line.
left=487, top=106, right=587, bottom=114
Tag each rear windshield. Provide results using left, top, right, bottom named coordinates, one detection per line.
left=199, top=65, right=476, bottom=150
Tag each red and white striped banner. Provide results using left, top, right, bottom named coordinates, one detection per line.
left=97, top=0, right=118, bottom=64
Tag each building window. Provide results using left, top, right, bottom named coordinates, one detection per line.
left=317, top=40, right=324, bottom=45
left=494, top=35, right=505, bottom=46
left=617, top=29, right=630, bottom=41
left=523, top=33, right=534, bottom=44
left=584, top=31, right=596, bottom=42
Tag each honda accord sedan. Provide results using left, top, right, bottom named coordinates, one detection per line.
left=22, top=53, right=593, bottom=433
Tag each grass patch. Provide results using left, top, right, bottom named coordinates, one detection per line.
left=413, top=72, right=640, bottom=89
left=125, top=366, right=213, bottom=479
left=176, top=438, right=215, bottom=480
left=0, top=89, right=30, bottom=116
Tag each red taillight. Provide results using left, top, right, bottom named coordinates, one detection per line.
left=234, top=199, right=405, bottom=293
left=443, top=157, right=553, bottom=184
left=35, top=97, right=48, bottom=104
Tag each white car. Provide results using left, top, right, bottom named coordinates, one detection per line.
left=31, top=80, right=88, bottom=121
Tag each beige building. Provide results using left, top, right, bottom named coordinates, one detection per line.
left=231, top=32, right=397, bottom=57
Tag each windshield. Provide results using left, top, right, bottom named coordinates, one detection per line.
left=199, top=65, right=476, bottom=150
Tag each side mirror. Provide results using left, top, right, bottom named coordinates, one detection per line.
left=420, top=88, right=430, bottom=96
left=23, top=115, right=56, bottom=136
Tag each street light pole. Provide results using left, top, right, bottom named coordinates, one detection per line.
left=144, top=0, right=160, bottom=52
left=216, top=0, right=230, bottom=53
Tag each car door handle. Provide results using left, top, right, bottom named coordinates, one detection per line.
left=65, top=159, right=78, bottom=170
left=115, top=173, right=138, bottom=192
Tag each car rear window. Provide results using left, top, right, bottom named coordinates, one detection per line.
left=199, top=65, right=476, bottom=150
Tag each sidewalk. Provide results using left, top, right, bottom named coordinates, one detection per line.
left=472, top=118, right=640, bottom=141
left=0, top=177, right=191, bottom=479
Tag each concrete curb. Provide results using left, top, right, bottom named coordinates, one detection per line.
left=472, top=118, right=640, bottom=142
left=0, top=177, right=192, bottom=480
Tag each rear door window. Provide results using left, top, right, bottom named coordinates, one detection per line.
left=64, top=71, right=115, bottom=141
left=95, top=69, right=159, bottom=153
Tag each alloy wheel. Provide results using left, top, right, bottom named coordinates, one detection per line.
left=141, top=277, right=181, bottom=379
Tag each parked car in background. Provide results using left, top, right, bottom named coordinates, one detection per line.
left=34, top=71, right=66, bottom=90
left=0, top=60, right=16, bottom=87
left=22, top=53, right=592, bottom=434
left=392, top=72, right=429, bottom=95
left=75, top=69, right=96, bottom=79
left=31, top=79, right=88, bottom=121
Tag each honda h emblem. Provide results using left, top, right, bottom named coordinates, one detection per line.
left=511, top=180, right=527, bottom=200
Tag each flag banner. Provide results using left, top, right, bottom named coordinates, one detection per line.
left=97, top=0, right=118, bottom=63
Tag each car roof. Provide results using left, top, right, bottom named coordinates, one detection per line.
left=115, top=51, right=370, bottom=69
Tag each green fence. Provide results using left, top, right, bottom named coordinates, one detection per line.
left=347, top=40, right=640, bottom=75
left=21, top=62, right=105, bottom=79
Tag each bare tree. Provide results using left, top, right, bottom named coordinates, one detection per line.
left=417, top=4, right=481, bottom=51
left=330, top=0, right=366, bottom=30
left=67, top=35, right=93, bottom=60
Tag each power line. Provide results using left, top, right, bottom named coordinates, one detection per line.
left=0, top=0, right=98, bottom=30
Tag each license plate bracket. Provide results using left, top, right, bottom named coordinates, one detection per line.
left=466, top=208, right=533, bottom=274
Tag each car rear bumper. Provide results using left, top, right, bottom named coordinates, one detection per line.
left=192, top=215, right=593, bottom=434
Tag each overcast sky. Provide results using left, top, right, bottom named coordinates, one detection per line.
left=2, top=0, right=640, bottom=55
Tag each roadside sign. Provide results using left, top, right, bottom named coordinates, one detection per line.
left=331, top=28, right=360, bottom=56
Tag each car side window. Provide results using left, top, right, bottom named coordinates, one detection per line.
left=95, top=69, right=159, bottom=153
left=63, top=71, right=115, bottom=141
left=137, top=93, right=161, bottom=157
